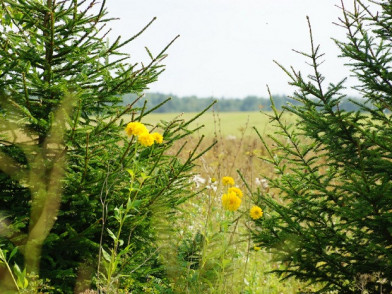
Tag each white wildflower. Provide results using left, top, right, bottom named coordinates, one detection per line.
left=260, top=178, right=269, bottom=189
left=255, top=177, right=269, bottom=189
left=206, top=177, right=217, bottom=191
left=191, top=174, right=206, bottom=188
left=206, top=184, right=217, bottom=192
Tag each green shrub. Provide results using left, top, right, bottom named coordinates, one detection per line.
left=251, top=1, right=392, bottom=293
left=0, top=1, right=212, bottom=292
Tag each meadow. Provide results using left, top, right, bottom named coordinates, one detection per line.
left=5, top=0, right=390, bottom=292
left=142, top=111, right=297, bottom=138
left=140, top=110, right=321, bottom=293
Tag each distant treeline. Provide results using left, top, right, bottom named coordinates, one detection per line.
left=121, top=92, right=364, bottom=113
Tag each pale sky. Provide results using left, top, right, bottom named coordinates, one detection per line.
left=105, top=0, right=361, bottom=98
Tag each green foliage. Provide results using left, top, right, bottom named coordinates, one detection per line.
left=177, top=231, right=205, bottom=270
left=0, top=1, right=212, bottom=293
left=251, top=1, right=392, bottom=293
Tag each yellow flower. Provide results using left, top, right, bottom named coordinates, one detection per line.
left=125, top=122, right=148, bottom=136
left=138, top=132, right=154, bottom=147
left=253, top=246, right=261, bottom=251
left=250, top=205, right=263, bottom=220
left=228, top=187, right=243, bottom=198
left=151, top=132, right=163, bottom=144
left=222, top=191, right=241, bottom=211
left=222, top=176, right=235, bottom=186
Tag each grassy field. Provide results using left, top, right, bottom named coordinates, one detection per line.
left=146, top=111, right=321, bottom=293
left=142, top=111, right=296, bottom=138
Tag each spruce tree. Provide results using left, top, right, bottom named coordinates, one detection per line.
left=251, top=1, right=392, bottom=293
left=0, top=1, right=209, bottom=292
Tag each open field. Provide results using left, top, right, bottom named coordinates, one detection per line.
left=141, top=111, right=297, bottom=138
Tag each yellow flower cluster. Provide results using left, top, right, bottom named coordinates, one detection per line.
left=250, top=205, right=263, bottom=220
left=125, top=122, right=147, bottom=136
left=137, top=132, right=154, bottom=146
left=228, top=186, right=243, bottom=198
left=151, top=132, right=163, bottom=144
left=222, top=176, right=235, bottom=186
left=125, top=122, right=163, bottom=147
left=221, top=176, right=242, bottom=211
left=222, top=191, right=242, bottom=211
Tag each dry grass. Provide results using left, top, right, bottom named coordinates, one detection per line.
left=156, top=111, right=322, bottom=293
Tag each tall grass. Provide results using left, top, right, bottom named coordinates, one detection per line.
left=154, top=111, right=322, bottom=293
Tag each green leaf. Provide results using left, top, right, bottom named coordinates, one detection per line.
left=8, top=247, right=17, bottom=262
left=106, top=228, right=117, bottom=242
left=101, top=248, right=111, bottom=263
left=0, top=248, right=6, bottom=262
left=126, top=169, right=135, bottom=179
